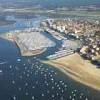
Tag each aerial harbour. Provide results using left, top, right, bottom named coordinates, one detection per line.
left=0, top=0, right=100, bottom=100
left=8, top=28, right=56, bottom=56
left=0, top=16, right=100, bottom=100
left=6, top=18, right=100, bottom=62
left=3, top=17, right=99, bottom=91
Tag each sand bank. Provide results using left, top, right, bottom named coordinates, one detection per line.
left=42, top=53, right=100, bottom=91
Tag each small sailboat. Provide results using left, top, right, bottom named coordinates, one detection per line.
left=0, top=70, right=2, bottom=73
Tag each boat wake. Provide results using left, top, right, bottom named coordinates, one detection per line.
left=0, top=62, right=7, bottom=65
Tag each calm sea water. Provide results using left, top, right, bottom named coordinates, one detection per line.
left=0, top=15, right=100, bottom=100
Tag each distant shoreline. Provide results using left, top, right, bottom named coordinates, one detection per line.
left=0, top=20, right=16, bottom=27
left=1, top=7, right=100, bottom=17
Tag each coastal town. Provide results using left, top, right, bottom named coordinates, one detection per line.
left=2, top=18, right=100, bottom=91
left=41, top=19, right=100, bottom=64
left=40, top=18, right=100, bottom=91
left=6, top=18, right=100, bottom=67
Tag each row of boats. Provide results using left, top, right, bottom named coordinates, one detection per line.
left=47, top=49, right=74, bottom=60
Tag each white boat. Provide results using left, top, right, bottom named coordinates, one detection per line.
left=0, top=70, right=3, bottom=73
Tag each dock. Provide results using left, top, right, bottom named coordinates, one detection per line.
left=44, top=27, right=65, bottom=40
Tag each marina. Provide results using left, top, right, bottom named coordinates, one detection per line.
left=44, top=27, right=65, bottom=40
left=11, top=28, right=56, bottom=56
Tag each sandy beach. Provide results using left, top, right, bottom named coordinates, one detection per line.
left=42, top=53, right=100, bottom=91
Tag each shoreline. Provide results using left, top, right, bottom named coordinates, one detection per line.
left=41, top=53, right=100, bottom=91
left=0, top=33, right=14, bottom=41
